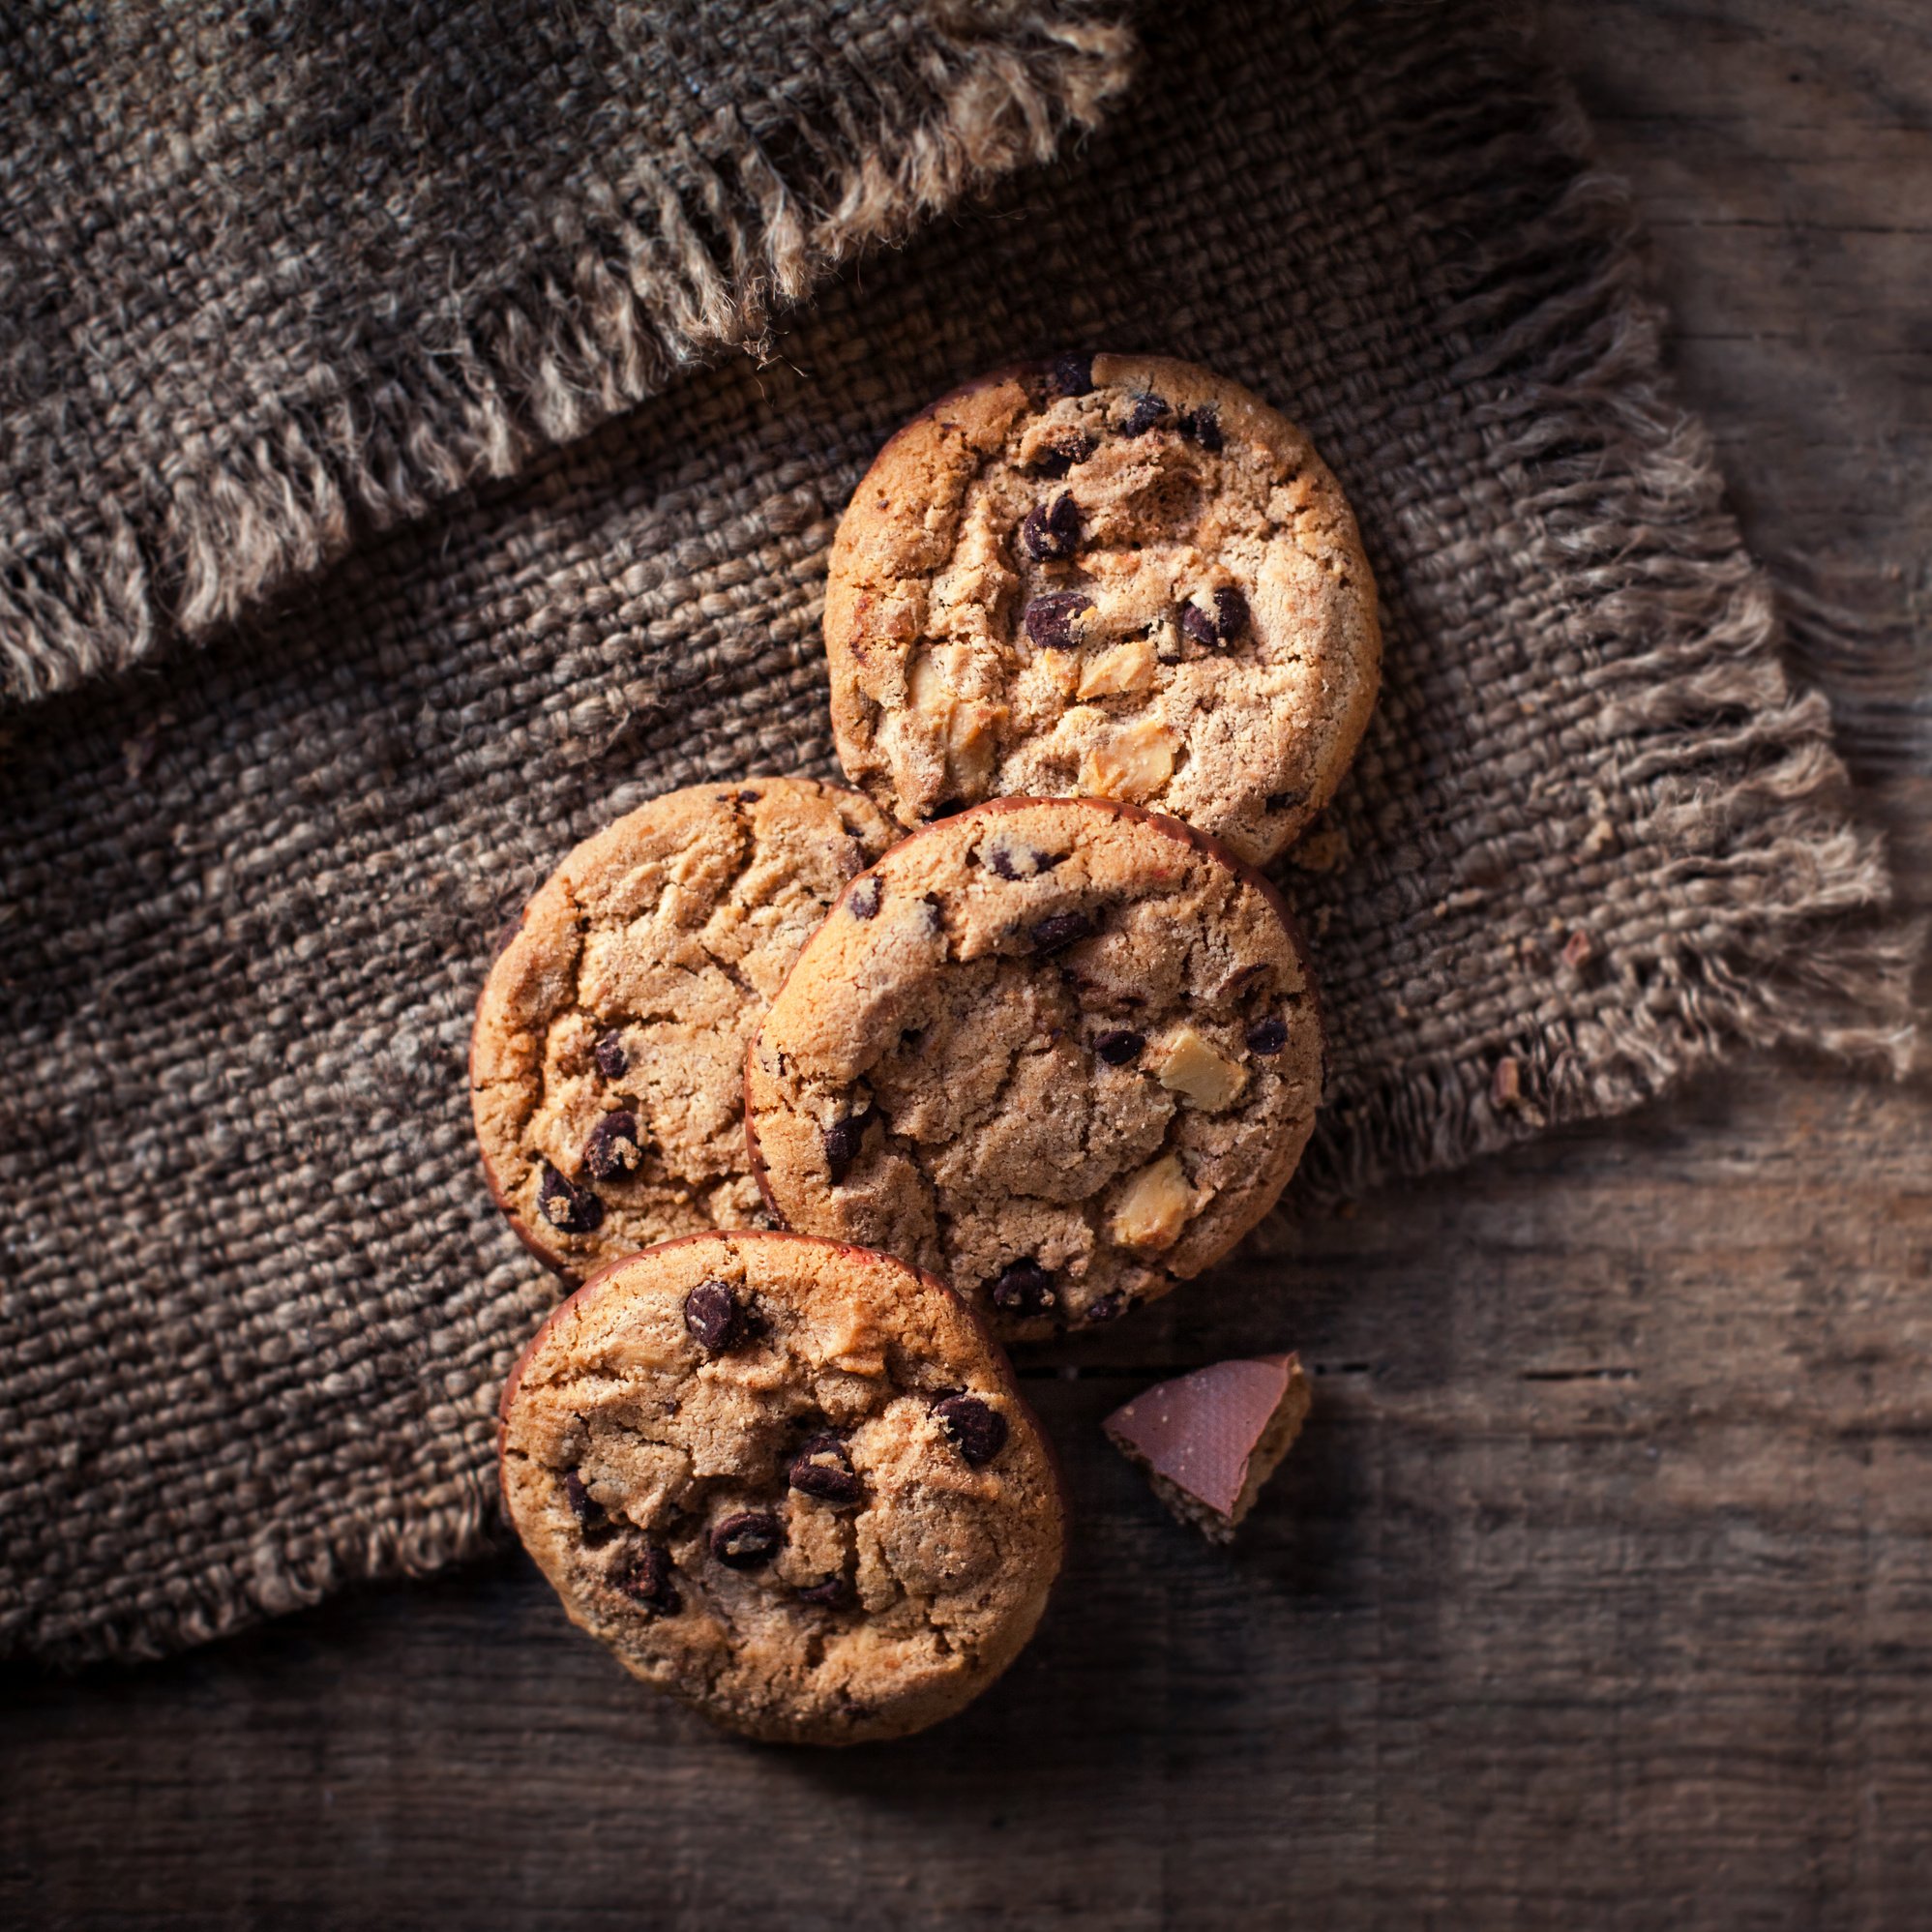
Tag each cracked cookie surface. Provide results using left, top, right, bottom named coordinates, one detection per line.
left=745, top=798, right=1323, bottom=1339
left=825, top=352, right=1381, bottom=866
left=471, top=778, right=893, bottom=1277
left=498, top=1232, right=1065, bottom=1744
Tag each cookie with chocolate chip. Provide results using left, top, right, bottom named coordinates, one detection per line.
left=498, top=1231, right=1066, bottom=1744
left=745, top=797, right=1323, bottom=1338
left=471, top=778, right=893, bottom=1277
left=823, top=352, right=1381, bottom=866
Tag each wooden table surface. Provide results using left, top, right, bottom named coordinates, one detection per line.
left=5, top=5, right=1928, bottom=1925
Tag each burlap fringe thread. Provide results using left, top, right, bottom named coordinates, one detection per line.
left=0, top=7, right=1134, bottom=704
left=1269, top=30, right=1918, bottom=1220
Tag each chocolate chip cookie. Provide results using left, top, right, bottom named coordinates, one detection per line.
left=745, top=797, right=1323, bottom=1338
left=823, top=352, right=1381, bottom=866
left=498, top=1231, right=1066, bottom=1744
left=472, top=778, right=893, bottom=1277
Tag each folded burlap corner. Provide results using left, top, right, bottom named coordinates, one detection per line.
left=0, top=0, right=1916, bottom=1665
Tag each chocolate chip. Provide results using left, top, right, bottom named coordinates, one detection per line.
left=1030, top=909, right=1094, bottom=955
left=582, top=1110, right=642, bottom=1183
left=1030, top=431, right=1097, bottom=478
left=1023, top=591, right=1094, bottom=652
left=848, top=875, right=882, bottom=919
left=934, top=1395, right=1008, bottom=1467
left=737, top=788, right=761, bottom=803
left=1121, top=391, right=1169, bottom=435
left=1179, top=405, right=1224, bottom=451
left=615, top=1543, right=680, bottom=1615
left=1085, top=1292, right=1130, bottom=1324
left=1180, top=603, right=1218, bottom=650
left=593, top=1029, right=629, bottom=1080
left=795, top=1575, right=853, bottom=1607
left=788, top=1433, right=864, bottom=1506
left=1093, top=1027, right=1144, bottom=1065
left=683, top=1277, right=743, bottom=1352
left=823, top=1106, right=876, bottom=1184
left=1247, top=1016, right=1289, bottom=1055
left=563, top=1471, right=607, bottom=1531
left=711, top=1510, right=784, bottom=1569
left=536, top=1162, right=603, bottom=1234
left=987, top=1259, right=1057, bottom=1319
left=988, top=843, right=1059, bottom=880
left=1214, top=586, right=1250, bottom=640
left=1020, top=491, right=1082, bottom=562
left=1048, top=351, right=1094, bottom=397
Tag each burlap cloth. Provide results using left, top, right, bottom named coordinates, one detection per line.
left=1, top=0, right=1916, bottom=1664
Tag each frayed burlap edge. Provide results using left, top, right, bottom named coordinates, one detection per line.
left=0, top=6, right=1135, bottom=705
left=1263, top=19, right=1920, bottom=1224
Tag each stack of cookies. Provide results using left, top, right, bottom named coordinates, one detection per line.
left=478, top=354, right=1381, bottom=1744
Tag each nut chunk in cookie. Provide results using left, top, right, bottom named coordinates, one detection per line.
left=824, top=352, right=1381, bottom=866
left=471, top=777, right=893, bottom=1279
left=745, top=797, right=1324, bottom=1340
left=498, top=1233, right=1066, bottom=1745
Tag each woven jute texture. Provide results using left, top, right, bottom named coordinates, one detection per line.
left=1, top=0, right=1916, bottom=1664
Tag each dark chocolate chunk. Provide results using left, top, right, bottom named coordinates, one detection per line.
left=934, top=1395, right=1008, bottom=1467
left=615, top=1542, right=681, bottom=1615
left=711, top=1510, right=785, bottom=1569
left=683, top=1277, right=743, bottom=1352
left=1048, top=351, right=1094, bottom=397
left=788, top=1432, right=864, bottom=1506
left=1030, top=909, right=1094, bottom=955
left=536, top=1162, right=603, bottom=1234
left=823, top=1105, right=876, bottom=1184
left=1085, top=1292, right=1130, bottom=1324
left=593, top=1029, right=629, bottom=1080
left=1246, top=1016, right=1289, bottom=1055
left=848, top=875, right=882, bottom=919
left=1020, top=491, right=1082, bottom=562
left=1180, top=603, right=1218, bottom=650
left=563, top=1470, right=607, bottom=1531
left=1030, top=431, right=1097, bottom=478
left=1023, top=591, right=1094, bottom=652
left=1121, top=391, right=1169, bottom=435
left=1092, top=1027, right=1144, bottom=1066
left=987, top=1259, right=1057, bottom=1319
left=795, top=1575, right=853, bottom=1607
left=1105, top=1354, right=1309, bottom=1535
left=582, top=1110, right=643, bottom=1183
left=1214, top=586, right=1250, bottom=640
left=1178, top=404, right=1224, bottom=452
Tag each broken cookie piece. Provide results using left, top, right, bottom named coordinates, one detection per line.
left=1104, top=1352, right=1311, bottom=1543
